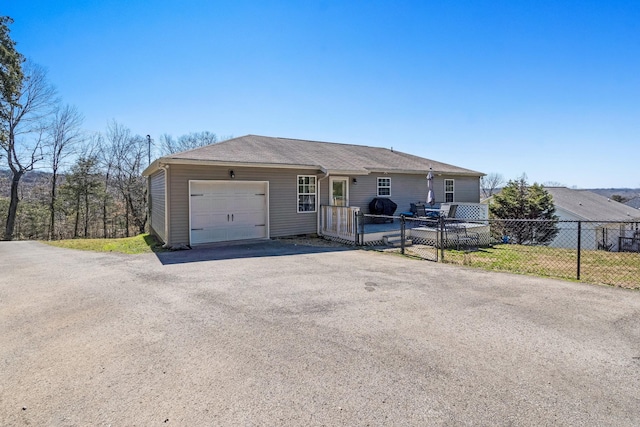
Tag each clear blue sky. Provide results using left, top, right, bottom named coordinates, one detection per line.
left=5, top=0, right=639, bottom=188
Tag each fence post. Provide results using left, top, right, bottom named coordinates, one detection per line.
left=400, top=215, right=406, bottom=255
left=356, top=211, right=364, bottom=246
left=576, top=221, right=581, bottom=280
left=439, top=215, right=445, bottom=261
left=354, top=210, right=359, bottom=246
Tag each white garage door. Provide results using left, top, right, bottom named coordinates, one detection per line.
left=189, top=180, right=268, bottom=245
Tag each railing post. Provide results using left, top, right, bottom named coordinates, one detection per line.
left=354, top=210, right=359, bottom=245
left=577, top=221, right=581, bottom=280
left=355, top=211, right=363, bottom=245
left=400, top=215, right=406, bottom=255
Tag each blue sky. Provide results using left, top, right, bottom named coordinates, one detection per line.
left=5, top=0, right=639, bottom=188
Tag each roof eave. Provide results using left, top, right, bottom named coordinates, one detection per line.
left=142, top=159, right=486, bottom=178
left=367, top=168, right=484, bottom=176
left=556, top=206, right=640, bottom=222
left=323, top=169, right=370, bottom=176
left=144, top=157, right=325, bottom=174
left=142, top=159, right=162, bottom=177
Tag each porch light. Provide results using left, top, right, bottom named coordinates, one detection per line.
left=229, top=170, right=235, bottom=179
left=352, top=178, right=357, bottom=184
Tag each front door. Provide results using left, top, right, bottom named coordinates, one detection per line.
left=330, top=177, right=349, bottom=206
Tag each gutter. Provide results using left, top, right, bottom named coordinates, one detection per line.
left=143, top=157, right=322, bottom=176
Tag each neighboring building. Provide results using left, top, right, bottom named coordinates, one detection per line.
left=628, top=198, right=640, bottom=210
left=544, top=187, right=640, bottom=251
left=142, top=135, right=483, bottom=247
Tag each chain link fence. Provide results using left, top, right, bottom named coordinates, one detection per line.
left=451, top=219, right=640, bottom=288
left=355, top=214, right=640, bottom=288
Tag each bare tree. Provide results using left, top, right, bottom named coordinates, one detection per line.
left=158, top=133, right=175, bottom=156
left=542, top=181, right=566, bottom=187
left=480, top=172, right=505, bottom=199
left=95, top=132, right=116, bottom=237
left=1, top=61, right=57, bottom=240
left=45, top=104, right=84, bottom=239
left=60, top=155, right=103, bottom=238
left=160, top=131, right=218, bottom=155
left=104, top=121, right=147, bottom=236
left=117, top=135, right=148, bottom=235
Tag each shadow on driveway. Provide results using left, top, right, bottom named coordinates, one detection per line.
left=155, top=239, right=355, bottom=265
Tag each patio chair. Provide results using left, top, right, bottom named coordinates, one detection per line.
left=413, top=203, right=439, bottom=227
left=440, top=203, right=458, bottom=219
left=445, top=222, right=480, bottom=251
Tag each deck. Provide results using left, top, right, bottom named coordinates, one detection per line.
left=318, top=204, right=490, bottom=247
left=359, top=220, right=490, bottom=247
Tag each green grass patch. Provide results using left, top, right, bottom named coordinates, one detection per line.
left=442, top=244, right=640, bottom=289
left=44, top=233, right=167, bottom=254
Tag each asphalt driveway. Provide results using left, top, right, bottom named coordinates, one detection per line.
left=1, top=241, right=639, bottom=426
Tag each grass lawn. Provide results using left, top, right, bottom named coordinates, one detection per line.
left=44, top=234, right=167, bottom=254
left=442, top=244, right=640, bottom=289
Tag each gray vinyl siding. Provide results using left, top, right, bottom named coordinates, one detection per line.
left=167, top=165, right=319, bottom=245
left=446, top=176, right=480, bottom=203
left=320, top=173, right=481, bottom=214
left=149, top=170, right=166, bottom=242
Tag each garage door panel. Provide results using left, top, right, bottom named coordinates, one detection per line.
left=190, top=181, right=268, bottom=245
left=227, top=224, right=266, bottom=241
left=191, top=212, right=228, bottom=229
left=230, top=193, right=264, bottom=210
left=192, top=227, right=229, bottom=245
left=231, top=211, right=266, bottom=227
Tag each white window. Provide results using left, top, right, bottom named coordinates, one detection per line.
left=444, top=179, right=454, bottom=203
left=297, top=175, right=316, bottom=212
left=377, top=177, right=391, bottom=197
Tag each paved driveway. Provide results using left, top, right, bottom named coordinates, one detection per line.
left=1, top=241, right=639, bottom=426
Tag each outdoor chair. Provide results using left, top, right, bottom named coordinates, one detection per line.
left=440, top=203, right=458, bottom=219
left=445, top=222, right=480, bottom=251
left=413, top=203, right=439, bottom=227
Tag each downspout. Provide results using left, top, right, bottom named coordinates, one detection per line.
left=160, top=163, right=170, bottom=246
left=317, top=171, right=330, bottom=235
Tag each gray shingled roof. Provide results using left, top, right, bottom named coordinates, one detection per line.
left=545, top=187, right=640, bottom=221
left=154, top=134, right=482, bottom=176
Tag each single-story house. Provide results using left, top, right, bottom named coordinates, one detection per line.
left=142, top=135, right=484, bottom=247
left=544, top=187, right=640, bottom=251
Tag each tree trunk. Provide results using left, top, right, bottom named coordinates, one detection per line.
left=102, top=172, right=110, bottom=238
left=125, top=197, right=130, bottom=237
left=49, top=172, right=58, bottom=240
left=3, top=171, right=24, bottom=241
left=84, top=191, right=89, bottom=237
left=103, top=202, right=108, bottom=238
left=73, top=193, right=80, bottom=238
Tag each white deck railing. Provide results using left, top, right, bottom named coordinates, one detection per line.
left=320, top=205, right=360, bottom=242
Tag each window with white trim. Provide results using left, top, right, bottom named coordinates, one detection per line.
left=444, top=179, right=454, bottom=203
left=377, top=177, right=391, bottom=197
left=297, top=175, right=316, bottom=212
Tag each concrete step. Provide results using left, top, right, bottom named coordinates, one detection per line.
left=383, top=234, right=412, bottom=247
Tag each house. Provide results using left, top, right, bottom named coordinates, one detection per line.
left=627, top=198, right=640, bottom=210
left=142, top=135, right=484, bottom=247
left=544, top=187, right=640, bottom=251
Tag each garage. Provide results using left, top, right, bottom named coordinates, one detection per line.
left=189, top=180, right=269, bottom=245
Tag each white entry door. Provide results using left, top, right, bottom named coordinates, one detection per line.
left=189, top=181, right=268, bottom=245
